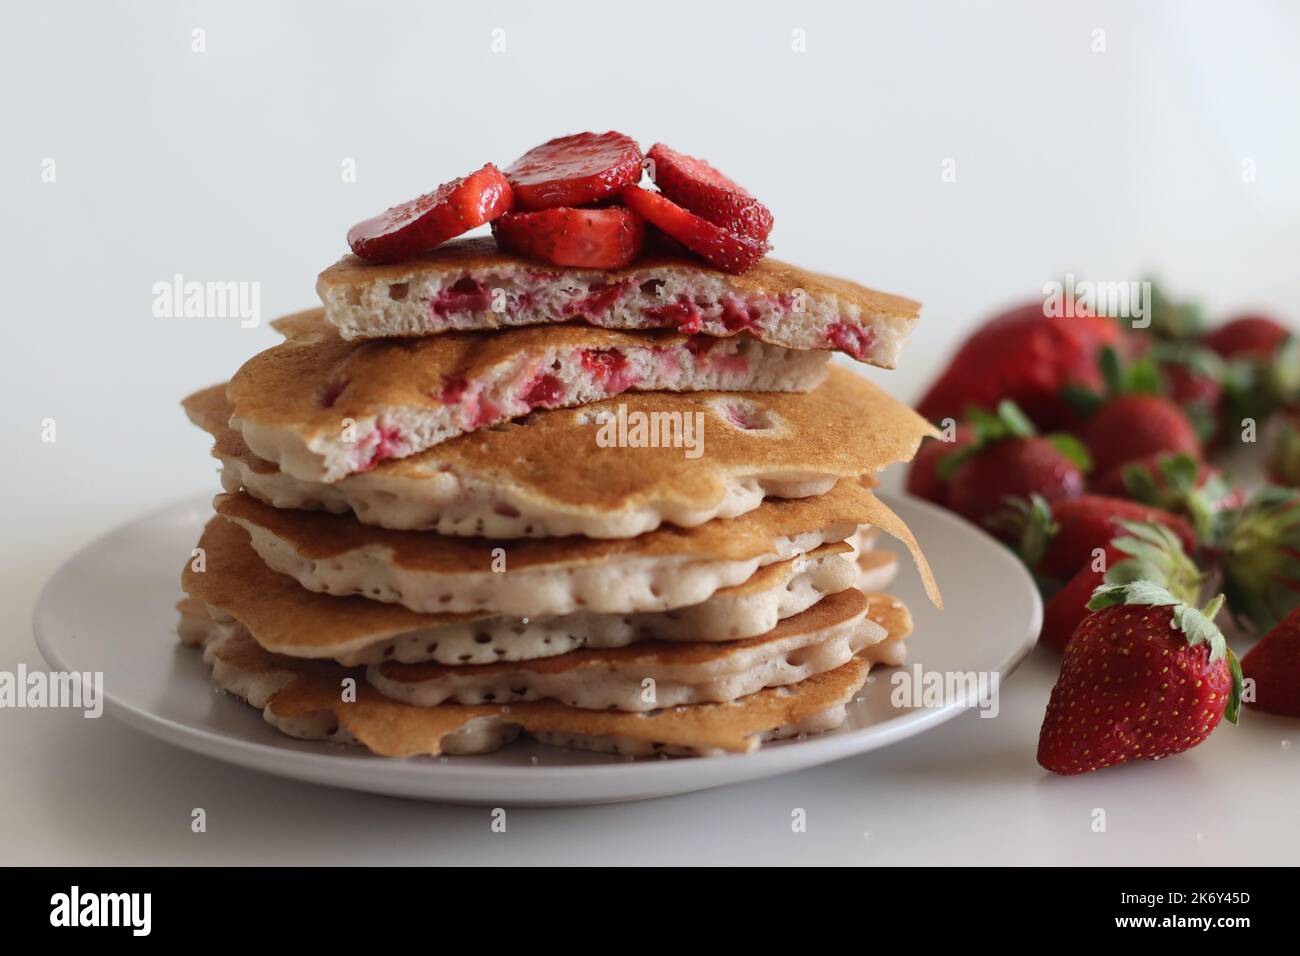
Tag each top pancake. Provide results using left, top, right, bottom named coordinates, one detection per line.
left=315, top=237, right=921, bottom=370
left=318, top=238, right=920, bottom=322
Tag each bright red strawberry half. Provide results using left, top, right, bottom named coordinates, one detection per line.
left=939, top=401, right=1088, bottom=535
left=917, top=301, right=1126, bottom=432
left=491, top=206, right=645, bottom=269
left=504, top=131, right=644, bottom=210
left=620, top=185, right=769, bottom=274
left=1241, top=607, right=1300, bottom=717
left=646, top=143, right=774, bottom=241
left=1037, top=522, right=1242, bottom=774
left=347, top=164, right=513, bottom=263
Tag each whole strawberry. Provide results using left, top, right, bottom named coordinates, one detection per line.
left=905, top=425, right=973, bottom=507
left=940, top=402, right=1088, bottom=534
left=917, top=301, right=1126, bottom=432
left=1018, top=493, right=1196, bottom=582
left=1037, top=523, right=1242, bottom=774
left=1083, top=394, right=1200, bottom=487
left=1241, top=607, right=1300, bottom=717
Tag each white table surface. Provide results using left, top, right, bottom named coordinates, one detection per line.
left=3, top=0, right=1299, bottom=866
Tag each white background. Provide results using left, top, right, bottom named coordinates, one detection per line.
left=2, top=0, right=1298, bottom=864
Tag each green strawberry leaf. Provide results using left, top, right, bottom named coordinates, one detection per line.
left=1225, top=647, right=1244, bottom=725
left=996, top=399, right=1036, bottom=439
left=1099, top=346, right=1124, bottom=397
left=1045, top=433, right=1093, bottom=473
left=1009, top=494, right=1057, bottom=570
left=1060, top=383, right=1104, bottom=418
left=1123, top=357, right=1164, bottom=396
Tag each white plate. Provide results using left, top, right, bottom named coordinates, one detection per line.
left=33, top=493, right=1041, bottom=805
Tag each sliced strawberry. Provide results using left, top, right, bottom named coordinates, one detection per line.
left=347, top=165, right=513, bottom=264
left=504, top=131, right=643, bottom=210
left=620, top=185, right=769, bottom=275
left=646, top=143, right=773, bottom=241
left=491, top=207, right=644, bottom=270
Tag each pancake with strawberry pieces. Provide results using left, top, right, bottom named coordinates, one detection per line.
left=184, top=366, right=937, bottom=538
left=315, top=238, right=920, bottom=369
left=228, top=308, right=828, bottom=483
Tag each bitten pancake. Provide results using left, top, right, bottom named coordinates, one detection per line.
left=213, top=478, right=892, bottom=616
left=182, top=517, right=858, bottom=665
left=366, top=588, right=884, bottom=710
left=184, top=365, right=936, bottom=538
left=180, top=603, right=874, bottom=757
left=316, top=237, right=920, bottom=370
left=231, top=309, right=828, bottom=482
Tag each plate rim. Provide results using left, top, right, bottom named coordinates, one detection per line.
left=32, top=491, right=1042, bottom=799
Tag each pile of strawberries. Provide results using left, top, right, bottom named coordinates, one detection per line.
left=345, top=132, right=773, bottom=275
left=909, top=286, right=1300, bottom=774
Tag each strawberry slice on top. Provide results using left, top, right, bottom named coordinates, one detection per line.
left=647, top=143, right=774, bottom=241
left=347, top=164, right=513, bottom=264
left=504, top=131, right=644, bottom=210
left=492, top=206, right=645, bottom=270
left=621, top=185, right=769, bottom=275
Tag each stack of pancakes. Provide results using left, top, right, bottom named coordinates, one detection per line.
left=179, top=240, right=939, bottom=758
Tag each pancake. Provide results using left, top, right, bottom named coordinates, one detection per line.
left=213, top=477, right=941, bottom=617
left=180, top=602, right=875, bottom=757
left=315, top=237, right=921, bottom=370
left=184, top=365, right=937, bottom=538
left=366, top=588, right=889, bottom=710
left=231, top=309, right=828, bottom=482
left=183, top=517, right=858, bottom=665
left=857, top=549, right=900, bottom=592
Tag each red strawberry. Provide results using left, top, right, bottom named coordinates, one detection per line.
left=1037, top=522, right=1242, bottom=773
left=1082, top=393, right=1200, bottom=486
left=347, top=164, right=513, bottom=263
left=645, top=143, right=773, bottom=241
left=942, top=403, right=1087, bottom=534
left=1202, top=314, right=1291, bottom=360
left=949, top=438, right=1085, bottom=532
left=1241, top=607, right=1300, bottom=717
left=1039, top=545, right=1121, bottom=651
left=906, top=426, right=973, bottom=507
left=504, top=131, right=643, bottom=210
left=491, top=207, right=645, bottom=269
left=620, top=185, right=769, bottom=274
left=917, top=301, right=1126, bottom=432
left=1031, top=495, right=1196, bottom=582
